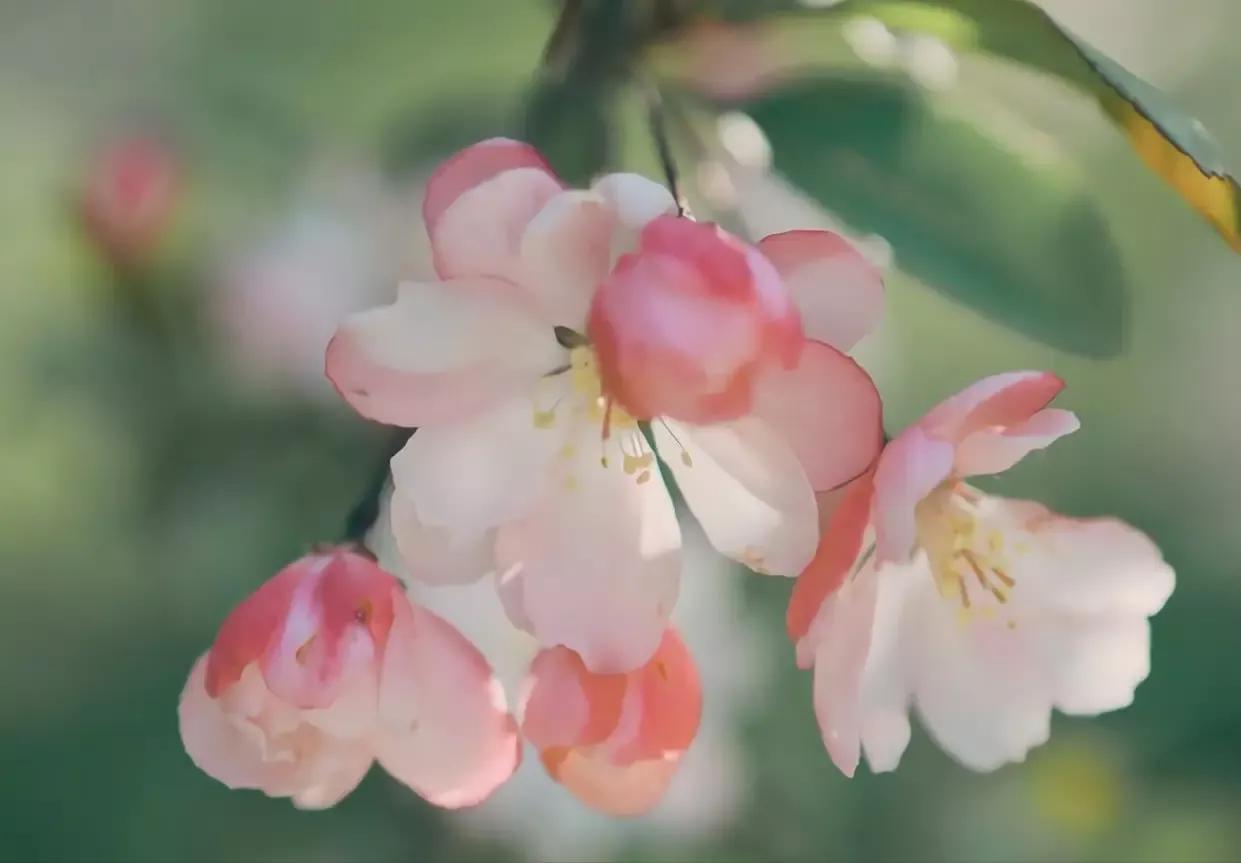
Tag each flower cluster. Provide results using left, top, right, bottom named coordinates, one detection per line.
left=179, top=139, right=1173, bottom=815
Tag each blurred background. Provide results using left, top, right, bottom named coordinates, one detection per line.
left=2, top=1, right=1240, bottom=860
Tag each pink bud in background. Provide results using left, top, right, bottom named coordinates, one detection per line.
left=589, top=216, right=802, bottom=424
left=521, top=628, right=702, bottom=816
left=179, top=549, right=520, bottom=809
left=78, top=134, right=181, bottom=268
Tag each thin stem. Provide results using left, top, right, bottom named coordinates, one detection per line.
left=644, top=80, right=688, bottom=216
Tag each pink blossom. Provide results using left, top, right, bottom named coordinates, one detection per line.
left=788, top=372, right=1175, bottom=775
left=520, top=629, right=702, bottom=816
left=588, top=216, right=801, bottom=425
left=328, top=138, right=882, bottom=674
left=178, top=549, right=520, bottom=809
left=78, top=134, right=180, bottom=268
left=367, top=512, right=767, bottom=849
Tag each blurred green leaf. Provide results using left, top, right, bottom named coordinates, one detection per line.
left=659, top=0, right=1241, bottom=250
left=744, top=79, right=1127, bottom=356
left=832, top=0, right=1241, bottom=251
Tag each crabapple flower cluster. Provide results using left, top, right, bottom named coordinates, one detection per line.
left=179, top=139, right=1173, bottom=815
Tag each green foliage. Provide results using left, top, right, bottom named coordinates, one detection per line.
left=3, top=2, right=1241, bottom=862
left=691, top=0, right=1241, bottom=250
left=746, top=78, right=1127, bottom=356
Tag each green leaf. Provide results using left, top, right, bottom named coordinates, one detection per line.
left=743, top=78, right=1127, bottom=356
left=657, top=0, right=1241, bottom=250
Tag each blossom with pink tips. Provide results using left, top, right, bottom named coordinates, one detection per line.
left=178, top=549, right=520, bottom=809
left=327, top=138, right=883, bottom=674
left=787, top=372, right=1175, bottom=775
left=521, top=629, right=702, bottom=816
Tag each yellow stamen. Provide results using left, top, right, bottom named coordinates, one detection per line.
left=916, top=481, right=1024, bottom=623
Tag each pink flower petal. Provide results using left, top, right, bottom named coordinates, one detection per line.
left=872, top=428, right=955, bottom=562
left=751, top=339, right=883, bottom=491
left=182, top=554, right=522, bottom=810
left=204, top=561, right=308, bottom=697
left=612, top=629, right=701, bottom=764
left=287, top=743, right=376, bottom=810
left=374, top=587, right=521, bottom=808
left=422, top=139, right=557, bottom=241
left=653, top=416, right=818, bottom=578
left=180, top=659, right=377, bottom=809
left=589, top=217, right=801, bottom=424
left=758, top=230, right=884, bottom=351
left=495, top=422, right=682, bottom=674
left=521, top=646, right=627, bottom=750
left=300, top=670, right=381, bottom=739
left=954, top=408, right=1080, bottom=476
left=542, top=749, right=682, bottom=816
left=787, top=472, right=875, bottom=644
left=431, top=167, right=563, bottom=283
left=258, top=553, right=397, bottom=709
left=326, top=278, right=561, bottom=428
left=180, top=657, right=282, bottom=790
left=919, top=371, right=1065, bottom=443
left=522, top=630, right=701, bottom=815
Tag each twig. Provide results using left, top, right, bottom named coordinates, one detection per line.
left=644, top=80, right=689, bottom=216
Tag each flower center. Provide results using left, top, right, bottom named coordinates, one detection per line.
left=530, top=343, right=655, bottom=486
left=915, top=482, right=1017, bottom=623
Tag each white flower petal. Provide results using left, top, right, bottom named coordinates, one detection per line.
left=655, top=417, right=818, bottom=577
left=388, top=489, right=496, bottom=585
left=809, top=563, right=879, bottom=777
left=327, top=278, right=561, bottom=427
left=857, top=563, right=917, bottom=773
left=591, top=173, right=677, bottom=230
left=495, top=421, right=682, bottom=673
left=1002, top=503, right=1176, bottom=619
left=520, top=190, right=616, bottom=327
left=390, top=385, right=572, bottom=536
left=906, top=588, right=1053, bottom=772
left=1038, top=615, right=1152, bottom=716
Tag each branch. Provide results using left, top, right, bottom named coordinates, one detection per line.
left=540, top=0, right=583, bottom=74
